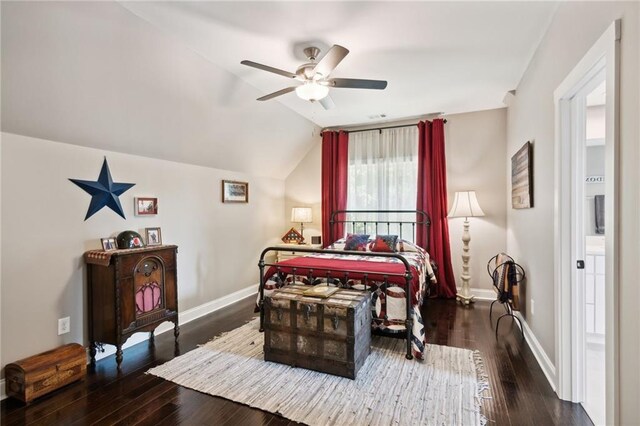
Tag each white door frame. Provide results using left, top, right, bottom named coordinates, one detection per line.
left=553, top=20, right=620, bottom=425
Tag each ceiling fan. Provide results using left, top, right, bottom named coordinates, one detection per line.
left=240, top=45, right=387, bottom=110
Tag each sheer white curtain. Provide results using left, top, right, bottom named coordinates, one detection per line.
left=346, top=126, right=418, bottom=236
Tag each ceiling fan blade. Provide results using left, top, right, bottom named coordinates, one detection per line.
left=328, top=78, right=388, bottom=90
left=241, top=60, right=297, bottom=79
left=257, top=86, right=297, bottom=101
left=318, top=95, right=335, bottom=110
left=313, top=45, right=349, bottom=78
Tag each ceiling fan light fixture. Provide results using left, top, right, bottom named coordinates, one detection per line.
left=295, top=81, right=329, bottom=101
left=241, top=44, right=387, bottom=107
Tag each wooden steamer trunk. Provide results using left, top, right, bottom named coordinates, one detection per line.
left=5, top=343, right=86, bottom=403
left=264, top=285, right=371, bottom=379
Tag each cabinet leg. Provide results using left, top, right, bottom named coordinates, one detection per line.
left=149, top=331, right=155, bottom=346
left=173, top=322, right=180, bottom=356
left=115, top=346, right=123, bottom=369
left=89, top=342, right=97, bottom=365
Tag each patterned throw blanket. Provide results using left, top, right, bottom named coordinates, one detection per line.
left=260, top=248, right=436, bottom=359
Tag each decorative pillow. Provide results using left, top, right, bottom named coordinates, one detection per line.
left=344, top=234, right=370, bottom=251
left=370, top=235, right=399, bottom=253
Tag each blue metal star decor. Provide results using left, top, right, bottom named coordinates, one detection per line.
left=69, top=158, right=135, bottom=220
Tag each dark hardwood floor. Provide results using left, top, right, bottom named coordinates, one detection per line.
left=1, top=297, right=592, bottom=425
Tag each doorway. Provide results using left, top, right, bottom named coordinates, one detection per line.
left=574, top=75, right=606, bottom=425
left=554, top=20, right=619, bottom=425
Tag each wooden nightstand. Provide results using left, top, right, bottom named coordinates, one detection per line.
left=275, top=243, right=322, bottom=262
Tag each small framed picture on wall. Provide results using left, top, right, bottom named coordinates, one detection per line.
left=222, top=180, right=249, bottom=203
left=145, top=227, right=162, bottom=246
left=135, top=197, right=158, bottom=215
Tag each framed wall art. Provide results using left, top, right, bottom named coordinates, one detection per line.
left=135, top=197, right=158, bottom=215
left=145, top=227, right=162, bottom=246
left=222, top=180, right=249, bottom=203
left=511, top=141, right=533, bottom=209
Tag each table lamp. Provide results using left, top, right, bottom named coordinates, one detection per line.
left=291, top=207, right=313, bottom=243
left=448, top=191, right=485, bottom=305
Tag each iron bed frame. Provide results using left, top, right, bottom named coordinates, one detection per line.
left=258, top=210, right=431, bottom=360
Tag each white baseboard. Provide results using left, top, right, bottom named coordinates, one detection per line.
left=456, top=287, right=496, bottom=301
left=513, top=311, right=557, bottom=391
left=94, top=283, right=258, bottom=362
left=178, top=283, right=258, bottom=325
left=470, top=288, right=496, bottom=301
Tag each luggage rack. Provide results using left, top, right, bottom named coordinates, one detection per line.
left=487, top=253, right=526, bottom=340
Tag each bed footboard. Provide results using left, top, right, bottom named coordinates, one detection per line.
left=258, top=247, right=415, bottom=360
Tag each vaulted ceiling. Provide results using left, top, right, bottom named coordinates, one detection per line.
left=1, top=1, right=558, bottom=178
left=121, top=1, right=559, bottom=127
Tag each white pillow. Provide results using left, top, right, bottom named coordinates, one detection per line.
left=328, top=238, right=346, bottom=250
left=397, top=239, right=420, bottom=252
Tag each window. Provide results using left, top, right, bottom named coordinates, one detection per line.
left=347, top=127, right=418, bottom=210
left=346, top=127, right=418, bottom=235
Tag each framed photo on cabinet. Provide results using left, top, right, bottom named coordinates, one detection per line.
left=101, top=237, right=117, bottom=251
left=145, top=227, right=162, bottom=246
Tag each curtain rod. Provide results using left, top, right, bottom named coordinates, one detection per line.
left=321, top=119, right=447, bottom=135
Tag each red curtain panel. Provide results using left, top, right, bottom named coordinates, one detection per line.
left=321, top=130, right=349, bottom=245
left=417, top=119, right=457, bottom=298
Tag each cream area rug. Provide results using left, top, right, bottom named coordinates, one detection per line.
left=147, top=319, right=489, bottom=426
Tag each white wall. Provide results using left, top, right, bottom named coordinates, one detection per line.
left=505, top=2, right=639, bottom=422
left=284, top=142, right=323, bottom=244
left=1, top=132, right=284, bottom=372
left=445, top=108, right=507, bottom=291
left=1, top=1, right=319, bottom=180
left=284, top=108, right=508, bottom=292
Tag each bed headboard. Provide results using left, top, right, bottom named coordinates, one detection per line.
left=329, top=210, right=431, bottom=251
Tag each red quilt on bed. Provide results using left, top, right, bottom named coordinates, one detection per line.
left=263, top=256, right=421, bottom=305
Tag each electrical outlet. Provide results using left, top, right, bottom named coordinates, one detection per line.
left=530, top=299, right=535, bottom=316
left=58, top=317, right=70, bottom=335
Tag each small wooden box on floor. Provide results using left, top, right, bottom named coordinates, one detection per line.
left=263, top=285, right=371, bottom=379
left=4, top=343, right=86, bottom=403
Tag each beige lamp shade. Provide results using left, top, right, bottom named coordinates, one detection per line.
left=448, top=191, right=485, bottom=218
left=291, top=207, right=313, bottom=223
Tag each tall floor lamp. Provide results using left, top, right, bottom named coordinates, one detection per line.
left=448, top=191, right=485, bottom=305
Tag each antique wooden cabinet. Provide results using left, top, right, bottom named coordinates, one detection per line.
left=84, top=245, right=179, bottom=368
left=263, top=284, right=371, bottom=379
